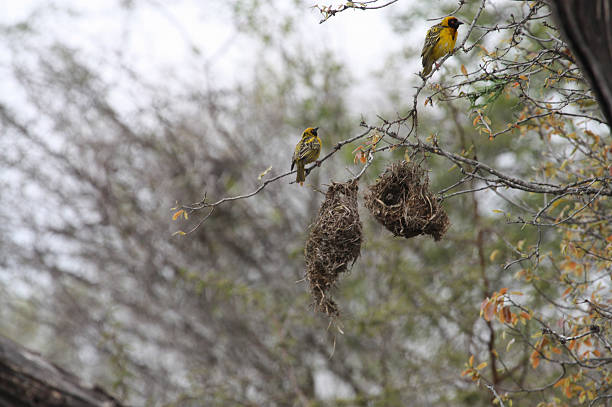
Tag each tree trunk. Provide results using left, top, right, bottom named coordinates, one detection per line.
left=551, top=0, right=612, bottom=126
left=0, top=335, right=123, bottom=407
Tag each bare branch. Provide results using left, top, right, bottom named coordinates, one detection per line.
left=177, top=128, right=374, bottom=232
left=315, top=0, right=400, bottom=24
left=484, top=383, right=506, bottom=407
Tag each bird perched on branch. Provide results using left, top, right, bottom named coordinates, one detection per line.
left=291, top=127, right=321, bottom=185
left=421, top=16, right=464, bottom=76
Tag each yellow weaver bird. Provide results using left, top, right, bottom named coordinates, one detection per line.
left=421, top=16, right=464, bottom=76
left=291, top=127, right=321, bottom=185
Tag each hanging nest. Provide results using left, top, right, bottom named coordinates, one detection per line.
left=304, top=180, right=362, bottom=316
left=364, top=161, right=449, bottom=241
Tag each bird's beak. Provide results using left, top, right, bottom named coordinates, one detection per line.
left=458, top=21, right=464, bottom=25
left=314, top=127, right=319, bottom=131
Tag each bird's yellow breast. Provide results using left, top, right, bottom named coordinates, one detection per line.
left=304, top=135, right=318, bottom=145
left=432, top=28, right=458, bottom=60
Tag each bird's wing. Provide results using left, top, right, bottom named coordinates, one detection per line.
left=291, top=139, right=303, bottom=169
left=297, top=136, right=320, bottom=161
left=421, top=24, right=444, bottom=59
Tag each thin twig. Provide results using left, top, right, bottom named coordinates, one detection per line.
left=484, top=383, right=506, bottom=407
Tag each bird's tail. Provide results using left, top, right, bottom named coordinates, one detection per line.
left=422, top=62, right=433, bottom=76
left=296, top=161, right=305, bottom=184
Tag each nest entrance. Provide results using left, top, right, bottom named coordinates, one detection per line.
left=364, top=161, right=449, bottom=241
left=305, top=180, right=362, bottom=316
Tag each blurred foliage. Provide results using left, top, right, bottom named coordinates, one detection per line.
left=0, top=1, right=609, bottom=406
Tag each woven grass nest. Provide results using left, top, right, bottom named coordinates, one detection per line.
left=305, top=180, right=362, bottom=316
left=364, top=161, right=449, bottom=241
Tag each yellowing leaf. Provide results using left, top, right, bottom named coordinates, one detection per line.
left=461, top=64, right=468, bottom=76
left=469, top=354, right=474, bottom=367
left=551, top=198, right=566, bottom=208
left=484, top=301, right=495, bottom=322
left=258, top=166, right=273, bottom=180
left=476, top=362, right=488, bottom=370
left=510, top=291, right=524, bottom=296
left=506, top=338, right=515, bottom=351
left=172, top=209, right=184, bottom=221
left=489, top=249, right=500, bottom=262
left=530, top=350, right=540, bottom=369
left=518, top=75, right=528, bottom=81
left=500, top=306, right=512, bottom=323
left=172, top=230, right=186, bottom=236
left=492, top=209, right=504, bottom=214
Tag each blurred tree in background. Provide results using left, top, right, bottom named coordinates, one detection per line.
left=0, top=1, right=609, bottom=406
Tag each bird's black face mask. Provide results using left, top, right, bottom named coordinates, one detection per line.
left=448, top=18, right=464, bottom=29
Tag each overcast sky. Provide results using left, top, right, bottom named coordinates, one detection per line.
left=1, top=0, right=408, bottom=112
